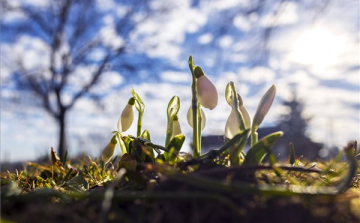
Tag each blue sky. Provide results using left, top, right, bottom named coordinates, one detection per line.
left=1, top=0, right=359, bottom=161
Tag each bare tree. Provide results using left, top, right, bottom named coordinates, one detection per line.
left=1, top=0, right=167, bottom=158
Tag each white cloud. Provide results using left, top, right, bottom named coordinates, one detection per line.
left=277, top=2, right=299, bottom=25
left=283, top=70, right=318, bottom=86
left=6, top=35, right=51, bottom=71
left=233, top=15, right=251, bottom=31
left=2, top=10, right=27, bottom=23
left=205, top=0, right=250, bottom=11
left=343, top=70, right=360, bottom=85
left=261, top=2, right=299, bottom=27
left=161, top=71, right=191, bottom=83
left=100, top=26, right=124, bottom=49
left=219, top=35, right=233, bottom=48
left=67, top=65, right=98, bottom=89
left=229, top=54, right=247, bottom=63
left=103, top=71, right=124, bottom=85
left=198, top=33, right=213, bottom=45
left=240, top=66, right=276, bottom=84
left=131, top=1, right=206, bottom=61
left=96, top=0, right=117, bottom=11
left=22, top=0, right=50, bottom=7
left=232, top=42, right=248, bottom=52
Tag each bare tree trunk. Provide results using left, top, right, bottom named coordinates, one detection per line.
left=57, top=110, right=67, bottom=160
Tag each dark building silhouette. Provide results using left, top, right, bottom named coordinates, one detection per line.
left=273, top=94, right=323, bottom=160
left=198, top=94, right=325, bottom=161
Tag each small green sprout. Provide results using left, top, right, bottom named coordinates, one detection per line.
left=132, top=89, right=145, bottom=137
left=165, top=96, right=181, bottom=146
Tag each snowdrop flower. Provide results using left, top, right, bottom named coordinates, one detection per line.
left=225, top=92, right=251, bottom=139
left=101, top=135, right=118, bottom=164
left=253, top=85, right=276, bottom=129
left=225, top=109, right=238, bottom=139
left=117, top=97, right=135, bottom=132
left=194, top=66, right=218, bottom=110
left=170, top=115, right=182, bottom=140
left=187, top=105, right=206, bottom=130
left=225, top=106, right=251, bottom=139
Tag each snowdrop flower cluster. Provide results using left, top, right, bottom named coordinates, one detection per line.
left=99, top=55, right=278, bottom=165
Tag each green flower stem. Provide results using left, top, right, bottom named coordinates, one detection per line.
left=251, top=128, right=258, bottom=147
left=192, top=98, right=200, bottom=158
left=145, top=141, right=171, bottom=153
left=189, top=56, right=201, bottom=158
left=229, top=136, right=248, bottom=165
left=137, top=111, right=143, bottom=137
left=115, top=132, right=127, bottom=154
left=196, top=103, right=202, bottom=157
left=229, top=83, right=245, bottom=131
left=165, top=119, right=173, bottom=147
left=119, top=137, right=127, bottom=155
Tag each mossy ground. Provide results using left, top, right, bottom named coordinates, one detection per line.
left=1, top=154, right=360, bottom=223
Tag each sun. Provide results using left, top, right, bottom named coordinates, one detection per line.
left=288, top=26, right=345, bottom=75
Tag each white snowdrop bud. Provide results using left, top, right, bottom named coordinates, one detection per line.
left=187, top=105, right=206, bottom=130
left=117, top=97, right=135, bottom=132
left=101, top=135, right=118, bottom=164
left=253, top=85, right=276, bottom=129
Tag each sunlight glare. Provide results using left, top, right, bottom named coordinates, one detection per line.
left=289, top=27, right=345, bottom=75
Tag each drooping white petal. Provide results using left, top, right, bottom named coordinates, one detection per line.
left=171, top=119, right=182, bottom=139
left=186, top=106, right=206, bottom=130
left=225, top=88, right=251, bottom=131
left=196, top=75, right=218, bottom=110
left=117, top=104, right=134, bottom=132
left=225, top=109, right=240, bottom=139
left=117, top=114, right=123, bottom=132
left=240, top=105, right=251, bottom=129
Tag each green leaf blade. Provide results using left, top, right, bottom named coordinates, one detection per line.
left=243, top=131, right=283, bottom=166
